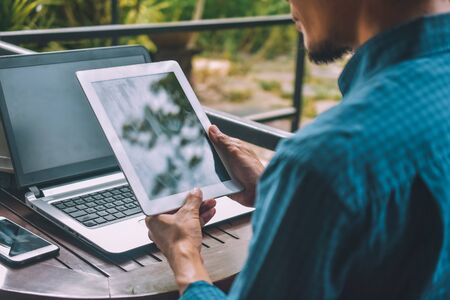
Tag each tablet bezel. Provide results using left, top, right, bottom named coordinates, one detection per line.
left=76, top=61, right=243, bottom=215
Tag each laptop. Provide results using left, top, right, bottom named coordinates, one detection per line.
left=0, top=46, right=253, bottom=254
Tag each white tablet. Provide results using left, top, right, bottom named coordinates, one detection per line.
left=76, top=61, right=242, bottom=215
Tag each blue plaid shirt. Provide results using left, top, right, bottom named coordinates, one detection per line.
left=182, top=12, right=450, bottom=300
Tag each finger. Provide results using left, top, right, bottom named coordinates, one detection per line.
left=145, top=214, right=170, bottom=228
left=200, top=207, right=216, bottom=227
left=145, top=215, right=162, bottom=228
left=145, top=216, right=156, bottom=240
left=200, top=199, right=216, bottom=214
left=209, top=125, right=230, bottom=147
left=182, top=188, right=203, bottom=211
left=208, top=125, right=221, bottom=139
left=145, top=215, right=153, bottom=228
left=147, top=229, right=154, bottom=241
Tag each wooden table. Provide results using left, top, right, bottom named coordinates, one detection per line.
left=0, top=188, right=252, bottom=300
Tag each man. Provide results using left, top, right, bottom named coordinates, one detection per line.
left=146, top=0, right=450, bottom=298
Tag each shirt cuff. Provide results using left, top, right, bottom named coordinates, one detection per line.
left=180, top=281, right=227, bottom=300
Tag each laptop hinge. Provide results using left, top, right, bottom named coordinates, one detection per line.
left=29, top=186, right=43, bottom=198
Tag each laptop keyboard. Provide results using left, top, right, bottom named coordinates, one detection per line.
left=51, top=186, right=142, bottom=228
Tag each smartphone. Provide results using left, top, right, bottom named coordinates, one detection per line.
left=0, top=217, right=59, bottom=267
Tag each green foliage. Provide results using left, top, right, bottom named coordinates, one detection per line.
left=38, top=0, right=111, bottom=27
left=259, top=80, right=282, bottom=93
left=194, top=0, right=291, bottom=58
left=304, top=75, right=342, bottom=101
left=117, top=0, right=293, bottom=57
left=120, top=0, right=169, bottom=23
left=118, top=0, right=173, bottom=52
left=0, top=0, right=45, bottom=31
left=155, top=0, right=289, bottom=21
left=5, top=0, right=294, bottom=57
left=256, top=26, right=298, bottom=59
left=154, top=0, right=197, bottom=21
left=302, top=96, right=317, bottom=119
left=227, top=89, right=252, bottom=103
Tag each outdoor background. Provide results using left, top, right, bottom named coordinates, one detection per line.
left=1, top=0, right=344, bottom=134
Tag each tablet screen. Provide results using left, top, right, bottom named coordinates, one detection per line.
left=91, top=73, right=230, bottom=200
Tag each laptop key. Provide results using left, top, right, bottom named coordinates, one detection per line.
left=76, top=204, right=88, bottom=210
left=65, top=201, right=76, bottom=207
left=114, top=212, right=125, bottom=219
left=70, top=210, right=87, bottom=218
left=96, top=205, right=106, bottom=211
left=125, top=203, right=136, bottom=209
left=113, top=195, right=124, bottom=200
left=74, top=199, right=84, bottom=205
left=85, top=208, right=97, bottom=214
left=105, top=203, right=115, bottom=209
left=123, top=198, right=134, bottom=203
left=84, top=196, right=95, bottom=202
left=93, top=195, right=103, bottom=200
left=54, top=202, right=66, bottom=209
left=104, top=215, right=116, bottom=221
left=94, top=217, right=107, bottom=224
left=117, top=205, right=127, bottom=211
left=95, top=199, right=106, bottom=205
left=104, top=197, right=114, bottom=202
left=97, top=210, right=108, bottom=217
left=63, top=207, right=77, bottom=213
left=107, top=208, right=118, bottom=214
left=112, top=190, right=121, bottom=195
left=77, top=213, right=99, bottom=222
left=86, top=202, right=97, bottom=208
left=103, top=192, right=113, bottom=197
left=113, top=200, right=124, bottom=206
left=123, top=207, right=141, bottom=216
left=83, top=220, right=97, bottom=227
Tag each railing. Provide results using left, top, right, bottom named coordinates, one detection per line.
left=0, top=15, right=300, bottom=151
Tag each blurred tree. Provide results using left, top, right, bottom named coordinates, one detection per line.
left=121, top=73, right=205, bottom=196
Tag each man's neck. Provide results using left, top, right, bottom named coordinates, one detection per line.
left=356, top=0, right=450, bottom=47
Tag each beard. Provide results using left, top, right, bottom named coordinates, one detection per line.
left=307, top=40, right=352, bottom=64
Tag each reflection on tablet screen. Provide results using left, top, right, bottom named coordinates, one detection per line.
left=92, top=73, right=230, bottom=200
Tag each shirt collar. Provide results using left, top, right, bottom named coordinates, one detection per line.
left=338, top=12, right=450, bottom=96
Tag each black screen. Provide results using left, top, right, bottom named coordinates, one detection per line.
left=0, top=219, right=50, bottom=257
left=0, top=53, right=148, bottom=187
left=92, top=73, right=230, bottom=200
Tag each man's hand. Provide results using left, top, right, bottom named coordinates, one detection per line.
left=209, top=125, right=265, bottom=207
left=145, top=189, right=216, bottom=294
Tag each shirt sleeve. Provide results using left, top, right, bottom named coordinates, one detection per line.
left=180, top=281, right=226, bottom=300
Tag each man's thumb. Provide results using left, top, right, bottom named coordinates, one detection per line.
left=183, top=188, right=203, bottom=211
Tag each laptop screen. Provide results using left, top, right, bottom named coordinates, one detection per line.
left=0, top=48, right=150, bottom=187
